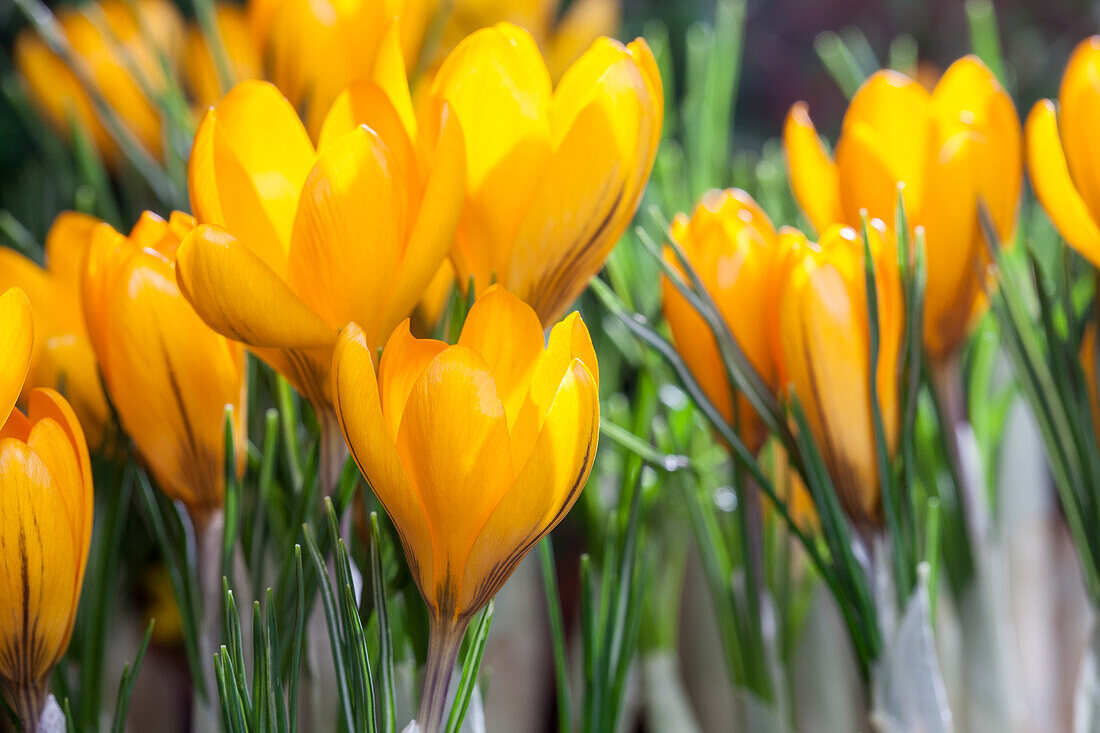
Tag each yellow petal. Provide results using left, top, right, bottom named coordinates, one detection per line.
left=931, top=55, right=1021, bottom=242
left=0, top=438, right=81, bottom=685
left=332, top=322, right=435, bottom=601
left=661, top=268, right=734, bottom=422
left=460, top=357, right=598, bottom=614
left=394, top=345, right=515, bottom=618
left=267, top=0, right=401, bottom=130
left=45, top=212, right=100, bottom=303
left=317, top=81, right=416, bottom=166
left=836, top=70, right=932, bottom=224
left=27, top=388, right=93, bottom=580
left=0, top=288, right=33, bottom=425
left=90, top=224, right=244, bottom=513
left=189, top=80, right=315, bottom=274
left=286, top=126, right=406, bottom=346
left=920, top=131, right=981, bottom=361
left=780, top=258, right=880, bottom=524
left=509, top=39, right=661, bottom=323
left=508, top=310, right=597, bottom=466
left=378, top=320, right=448, bottom=441
left=783, top=102, right=842, bottom=233
left=1026, top=99, right=1100, bottom=266
left=381, top=103, right=466, bottom=333
left=431, top=23, right=553, bottom=289
left=457, top=285, right=545, bottom=429
left=1058, top=37, right=1100, bottom=221
left=177, top=225, right=335, bottom=349
left=25, top=398, right=90, bottom=598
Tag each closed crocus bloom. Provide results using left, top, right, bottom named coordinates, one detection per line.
left=0, top=214, right=110, bottom=448
left=262, top=0, right=410, bottom=133
left=1026, top=37, right=1100, bottom=268
left=333, top=285, right=598, bottom=731
left=425, top=23, right=662, bottom=325
left=784, top=56, right=1020, bottom=362
left=184, top=4, right=262, bottom=109
left=0, top=288, right=93, bottom=728
left=773, top=221, right=903, bottom=528
left=178, top=80, right=463, bottom=471
left=661, top=189, right=778, bottom=453
left=83, top=212, right=246, bottom=523
left=14, top=0, right=184, bottom=163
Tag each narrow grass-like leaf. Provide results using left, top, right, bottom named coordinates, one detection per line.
left=443, top=603, right=494, bottom=733
left=370, top=513, right=397, bottom=733
left=109, top=620, right=154, bottom=733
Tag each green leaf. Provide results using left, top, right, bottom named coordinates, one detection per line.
left=443, top=603, right=494, bottom=733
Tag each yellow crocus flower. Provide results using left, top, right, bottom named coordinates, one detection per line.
left=332, top=285, right=598, bottom=731
left=0, top=214, right=110, bottom=448
left=82, top=211, right=246, bottom=524
left=178, top=79, right=463, bottom=424
left=1025, top=37, right=1100, bottom=268
left=423, top=23, right=661, bottom=326
left=772, top=221, right=903, bottom=528
left=661, top=188, right=779, bottom=454
left=14, top=0, right=184, bottom=164
left=0, top=288, right=93, bottom=729
left=784, top=56, right=1020, bottom=363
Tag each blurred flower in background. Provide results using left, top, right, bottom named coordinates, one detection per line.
left=0, top=212, right=109, bottom=448
left=14, top=0, right=184, bottom=164
left=783, top=56, right=1021, bottom=363
left=771, top=220, right=902, bottom=528
left=661, top=188, right=779, bottom=453
left=1026, top=36, right=1100, bottom=269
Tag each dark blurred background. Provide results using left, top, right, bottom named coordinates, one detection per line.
left=0, top=0, right=1097, bottom=231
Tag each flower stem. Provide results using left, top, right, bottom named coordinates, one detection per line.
left=192, top=507, right=224, bottom=733
left=928, top=356, right=978, bottom=591
left=416, top=616, right=470, bottom=733
left=317, top=406, right=349, bottom=500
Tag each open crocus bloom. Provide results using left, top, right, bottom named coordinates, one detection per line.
left=661, top=188, right=779, bottom=453
left=14, top=0, right=184, bottom=164
left=784, top=56, right=1020, bottom=362
left=333, top=285, right=599, bottom=622
left=424, top=22, right=662, bottom=325
left=83, top=212, right=246, bottom=521
left=178, top=79, right=463, bottom=415
left=0, top=213, right=109, bottom=448
left=772, top=221, right=903, bottom=528
left=0, top=288, right=93, bottom=723
left=1026, top=37, right=1100, bottom=269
